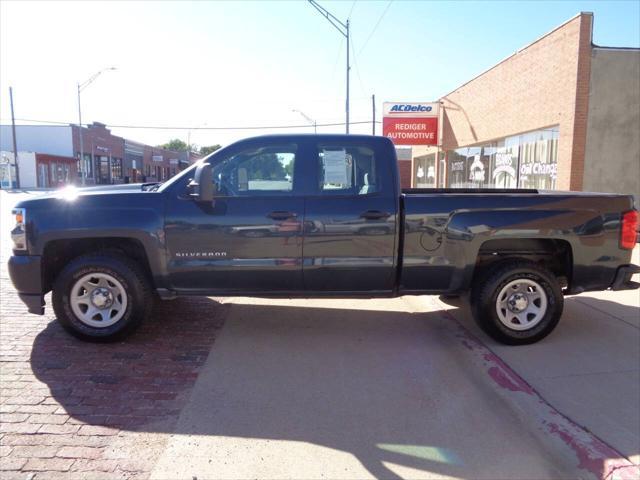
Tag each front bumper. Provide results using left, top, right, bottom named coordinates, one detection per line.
left=610, top=264, right=640, bottom=291
left=8, top=255, right=45, bottom=315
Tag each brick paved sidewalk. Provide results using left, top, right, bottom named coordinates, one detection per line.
left=1, top=268, right=225, bottom=479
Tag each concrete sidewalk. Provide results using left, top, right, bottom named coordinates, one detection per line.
left=436, top=249, right=640, bottom=465
left=151, top=296, right=636, bottom=480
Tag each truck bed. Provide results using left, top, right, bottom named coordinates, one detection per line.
left=403, top=188, right=538, bottom=194
left=399, top=189, right=636, bottom=295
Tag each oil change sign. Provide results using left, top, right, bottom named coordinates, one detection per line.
left=382, top=102, right=439, bottom=146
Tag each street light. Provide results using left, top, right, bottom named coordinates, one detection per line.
left=187, top=122, right=208, bottom=164
left=77, top=67, right=116, bottom=186
left=308, top=0, right=350, bottom=134
left=292, top=109, right=317, bottom=133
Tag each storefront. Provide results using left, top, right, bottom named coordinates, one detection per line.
left=0, top=151, right=76, bottom=189
left=36, top=153, right=78, bottom=188
left=445, top=127, right=559, bottom=190
left=403, top=13, right=639, bottom=198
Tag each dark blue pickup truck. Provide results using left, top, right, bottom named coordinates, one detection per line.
left=8, top=134, right=639, bottom=344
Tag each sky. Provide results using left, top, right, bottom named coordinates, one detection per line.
left=1, top=0, right=639, bottom=149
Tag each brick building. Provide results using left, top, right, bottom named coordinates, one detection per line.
left=0, top=122, right=196, bottom=187
left=0, top=151, right=77, bottom=188
left=408, top=12, right=640, bottom=200
left=73, top=122, right=191, bottom=184
left=73, top=122, right=125, bottom=185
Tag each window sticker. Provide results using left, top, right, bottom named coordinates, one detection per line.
left=322, top=149, right=348, bottom=186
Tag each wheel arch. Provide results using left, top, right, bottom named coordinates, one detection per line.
left=471, top=238, right=573, bottom=292
left=42, top=237, right=154, bottom=293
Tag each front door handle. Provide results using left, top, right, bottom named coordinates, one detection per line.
left=360, top=210, right=390, bottom=220
left=267, top=211, right=297, bottom=220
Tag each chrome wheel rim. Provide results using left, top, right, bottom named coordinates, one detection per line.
left=70, top=273, right=128, bottom=328
left=496, top=279, right=547, bottom=331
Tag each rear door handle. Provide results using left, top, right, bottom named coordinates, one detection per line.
left=360, top=210, right=390, bottom=220
left=267, top=211, right=297, bottom=220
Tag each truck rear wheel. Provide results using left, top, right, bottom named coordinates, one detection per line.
left=471, top=261, right=563, bottom=345
left=52, top=253, right=152, bottom=342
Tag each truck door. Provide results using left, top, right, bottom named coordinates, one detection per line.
left=302, top=139, right=399, bottom=292
left=164, top=139, right=307, bottom=293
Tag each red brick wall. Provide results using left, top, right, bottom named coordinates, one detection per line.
left=142, top=146, right=183, bottom=181
left=568, top=15, right=593, bottom=191
left=398, top=160, right=412, bottom=189
left=71, top=123, right=125, bottom=160
left=439, top=13, right=593, bottom=191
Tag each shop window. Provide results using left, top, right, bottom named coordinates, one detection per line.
left=111, top=158, right=123, bottom=180
left=445, top=126, right=559, bottom=190
left=77, top=153, right=92, bottom=179
left=517, top=128, right=558, bottom=190
left=446, top=147, right=482, bottom=188
left=414, top=153, right=436, bottom=188
left=98, top=156, right=109, bottom=182
left=38, top=163, right=49, bottom=188
left=438, top=151, right=446, bottom=188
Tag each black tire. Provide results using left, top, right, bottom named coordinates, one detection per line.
left=52, top=253, right=152, bottom=342
left=471, top=261, right=563, bottom=345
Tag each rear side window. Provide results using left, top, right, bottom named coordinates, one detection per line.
left=317, top=144, right=378, bottom=195
left=212, top=144, right=297, bottom=196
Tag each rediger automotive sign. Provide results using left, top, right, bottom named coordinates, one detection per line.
left=383, top=102, right=439, bottom=146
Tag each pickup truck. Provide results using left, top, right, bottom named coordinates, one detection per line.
left=8, top=134, right=640, bottom=345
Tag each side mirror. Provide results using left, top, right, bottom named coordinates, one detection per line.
left=188, top=163, right=215, bottom=203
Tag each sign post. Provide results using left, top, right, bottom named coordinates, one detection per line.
left=382, top=102, right=439, bottom=146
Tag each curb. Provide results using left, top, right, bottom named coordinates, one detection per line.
left=430, top=296, right=640, bottom=480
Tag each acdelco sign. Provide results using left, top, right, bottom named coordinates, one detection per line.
left=389, top=104, right=432, bottom=114
left=383, top=101, right=439, bottom=146
left=383, top=102, right=439, bottom=117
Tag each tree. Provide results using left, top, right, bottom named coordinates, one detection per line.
left=241, top=153, right=286, bottom=180
left=158, top=139, right=189, bottom=152
left=199, top=144, right=222, bottom=156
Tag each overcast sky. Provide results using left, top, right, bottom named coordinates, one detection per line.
left=1, top=0, right=638, bottom=148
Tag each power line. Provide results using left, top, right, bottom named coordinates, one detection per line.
left=349, top=31, right=367, bottom=96
left=347, top=0, right=357, bottom=19
left=330, top=35, right=345, bottom=83
left=4, top=117, right=381, bottom=131
left=358, top=0, right=393, bottom=57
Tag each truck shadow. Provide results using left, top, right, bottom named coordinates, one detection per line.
left=29, top=296, right=227, bottom=428
left=29, top=297, right=478, bottom=478
left=29, top=296, right=610, bottom=478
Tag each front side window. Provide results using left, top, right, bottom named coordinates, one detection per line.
left=212, top=144, right=296, bottom=196
left=317, top=144, right=378, bottom=195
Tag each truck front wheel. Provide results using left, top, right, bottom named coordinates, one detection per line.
left=52, top=253, right=152, bottom=342
left=471, top=261, right=563, bottom=345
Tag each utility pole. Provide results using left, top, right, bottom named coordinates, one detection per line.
left=292, top=109, right=317, bottom=133
left=346, top=18, right=350, bottom=134
left=308, top=0, right=350, bottom=134
left=77, top=83, right=84, bottom=185
left=9, top=87, right=20, bottom=189
left=77, top=67, right=117, bottom=186
left=372, top=94, right=376, bottom=135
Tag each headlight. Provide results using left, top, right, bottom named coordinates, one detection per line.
left=11, top=208, right=27, bottom=251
